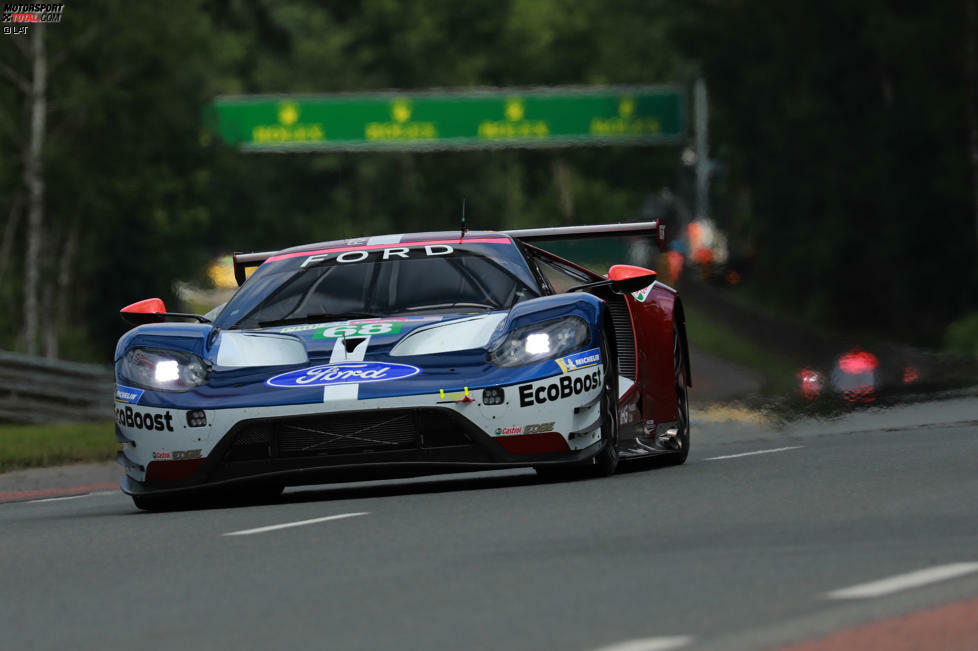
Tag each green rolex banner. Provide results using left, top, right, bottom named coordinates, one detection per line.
left=209, top=86, right=685, bottom=152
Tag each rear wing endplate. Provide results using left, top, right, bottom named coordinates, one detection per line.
left=232, top=250, right=277, bottom=286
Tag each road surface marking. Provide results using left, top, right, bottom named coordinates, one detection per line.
left=223, top=512, right=369, bottom=536
left=704, top=446, right=803, bottom=461
left=825, top=562, right=978, bottom=599
left=0, top=482, right=119, bottom=504
left=29, top=491, right=115, bottom=503
left=779, top=595, right=978, bottom=650
left=592, top=637, right=692, bottom=651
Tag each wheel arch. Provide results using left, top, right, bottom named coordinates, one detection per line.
left=673, top=296, right=692, bottom=388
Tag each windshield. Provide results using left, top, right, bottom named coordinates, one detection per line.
left=216, top=243, right=539, bottom=330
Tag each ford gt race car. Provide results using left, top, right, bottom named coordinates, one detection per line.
left=114, top=221, right=691, bottom=510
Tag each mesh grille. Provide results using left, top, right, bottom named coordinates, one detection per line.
left=234, top=428, right=271, bottom=446
left=607, top=297, right=636, bottom=380
left=277, top=412, right=417, bottom=455
left=223, top=409, right=474, bottom=462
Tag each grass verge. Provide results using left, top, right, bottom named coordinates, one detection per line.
left=0, top=421, right=116, bottom=473
left=683, top=304, right=798, bottom=396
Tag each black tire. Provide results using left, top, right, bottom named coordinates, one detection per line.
left=667, top=326, right=691, bottom=465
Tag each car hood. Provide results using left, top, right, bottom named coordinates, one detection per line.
left=248, top=311, right=508, bottom=365
left=113, top=294, right=605, bottom=410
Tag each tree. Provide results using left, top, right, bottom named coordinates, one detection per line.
left=674, top=0, right=976, bottom=343
left=2, top=24, right=47, bottom=355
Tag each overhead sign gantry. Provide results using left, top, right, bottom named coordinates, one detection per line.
left=210, top=86, right=685, bottom=152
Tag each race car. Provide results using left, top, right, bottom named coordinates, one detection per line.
left=114, top=221, right=691, bottom=510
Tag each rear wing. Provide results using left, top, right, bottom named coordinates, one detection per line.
left=504, top=220, right=664, bottom=248
left=232, top=221, right=665, bottom=287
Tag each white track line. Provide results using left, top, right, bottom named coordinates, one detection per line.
left=223, top=512, right=369, bottom=536
left=825, top=562, right=978, bottom=599
left=592, top=637, right=692, bottom=651
left=29, top=491, right=115, bottom=504
left=704, top=446, right=803, bottom=461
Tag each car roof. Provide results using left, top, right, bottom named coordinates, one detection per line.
left=271, top=231, right=515, bottom=257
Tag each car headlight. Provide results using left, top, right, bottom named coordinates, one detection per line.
left=487, top=316, right=589, bottom=367
left=118, top=347, right=210, bottom=392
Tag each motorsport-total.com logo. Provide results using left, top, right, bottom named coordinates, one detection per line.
left=2, top=3, right=64, bottom=35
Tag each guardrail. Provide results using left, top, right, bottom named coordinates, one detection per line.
left=0, top=350, right=114, bottom=423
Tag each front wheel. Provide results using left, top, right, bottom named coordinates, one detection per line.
left=667, top=326, right=691, bottom=465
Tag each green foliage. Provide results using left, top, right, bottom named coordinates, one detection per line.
left=0, top=421, right=116, bottom=472
left=683, top=305, right=796, bottom=395
left=946, top=311, right=978, bottom=358
left=673, top=1, right=976, bottom=344
left=0, top=0, right=974, bottom=361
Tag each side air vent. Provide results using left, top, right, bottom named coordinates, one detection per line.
left=606, top=296, right=636, bottom=380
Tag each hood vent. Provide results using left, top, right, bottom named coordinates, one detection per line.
left=343, top=336, right=366, bottom=354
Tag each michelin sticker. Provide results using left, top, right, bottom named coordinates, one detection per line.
left=266, top=361, right=421, bottom=388
left=114, top=384, right=144, bottom=404
left=555, top=348, right=601, bottom=374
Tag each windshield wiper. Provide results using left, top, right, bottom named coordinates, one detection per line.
left=258, top=312, right=384, bottom=328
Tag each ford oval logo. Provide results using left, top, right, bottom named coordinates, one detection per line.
left=266, top=361, right=421, bottom=388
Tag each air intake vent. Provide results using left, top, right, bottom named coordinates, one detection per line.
left=223, top=409, right=474, bottom=461
left=606, top=297, right=636, bottom=380
left=277, top=411, right=417, bottom=455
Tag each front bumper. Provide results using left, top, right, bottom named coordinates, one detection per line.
left=117, top=366, right=606, bottom=497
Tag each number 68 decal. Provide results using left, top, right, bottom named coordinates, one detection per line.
left=313, top=322, right=403, bottom=338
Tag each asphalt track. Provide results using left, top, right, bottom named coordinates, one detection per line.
left=1, top=394, right=977, bottom=650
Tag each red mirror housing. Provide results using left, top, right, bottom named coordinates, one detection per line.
left=120, top=298, right=166, bottom=326
left=121, top=297, right=166, bottom=315
left=607, top=265, right=656, bottom=294
left=608, top=265, right=656, bottom=282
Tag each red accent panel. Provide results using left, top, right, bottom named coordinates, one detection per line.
left=121, top=297, right=166, bottom=315
left=495, top=432, right=570, bottom=455
left=617, top=385, right=642, bottom=426
left=608, top=264, right=657, bottom=282
left=145, top=459, right=204, bottom=482
left=626, top=283, right=679, bottom=428
left=266, top=238, right=512, bottom=262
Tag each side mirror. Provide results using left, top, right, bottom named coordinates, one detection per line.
left=566, top=265, right=657, bottom=295
left=120, top=298, right=212, bottom=326
left=120, top=298, right=167, bottom=326
left=608, top=264, right=656, bottom=294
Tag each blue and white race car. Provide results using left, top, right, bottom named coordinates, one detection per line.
left=114, top=222, right=691, bottom=510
